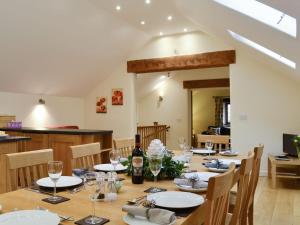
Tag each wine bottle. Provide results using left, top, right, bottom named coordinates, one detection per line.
left=132, top=134, right=144, bottom=184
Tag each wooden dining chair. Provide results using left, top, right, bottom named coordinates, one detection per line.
left=241, top=145, right=264, bottom=225
left=113, top=138, right=135, bottom=158
left=6, top=149, right=53, bottom=191
left=205, top=163, right=235, bottom=225
left=197, top=134, right=230, bottom=152
left=227, top=152, right=255, bottom=225
left=70, top=142, right=104, bottom=169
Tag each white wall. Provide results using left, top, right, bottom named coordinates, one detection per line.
left=137, top=67, right=229, bottom=149
left=192, top=88, right=230, bottom=134
left=84, top=64, right=137, bottom=138
left=0, top=91, right=85, bottom=128
left=230, top=52, right=300, bottom=175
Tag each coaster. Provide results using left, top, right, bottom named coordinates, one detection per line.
left=144, top=187, right=167, bottom=193
left=75, top=215, right=110, bottom=225
left=42, top=196, right=70, bottom=205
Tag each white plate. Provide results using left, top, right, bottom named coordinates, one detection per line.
left=219, top=151, right=239, bottom=157
left=192, top=149, right=216, bottom=154
left=0, top=210, right=60, bottom=225
left=123, top=214, right=176, bottom=225
left=175, top=184, right=207, bottom=193
left=172, top=155, right=187, bottom=163
left=36, top=176, right=82, bottom=188
left=184, top=172, right=219, bottom=182
left=94, top=163, right=127, bottom=172
left=147, top=191, right=204, bottom=209
left=207, top=167, right=228, bottom=173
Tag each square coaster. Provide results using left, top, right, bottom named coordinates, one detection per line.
left=42, top=196, right=70, bottom=205
left=75, top=215, right=110, bottom=225
left=144, top=187, right=167, bottom=193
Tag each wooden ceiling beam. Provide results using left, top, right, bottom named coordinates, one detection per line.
left=183, top=78, right=230, bottom=89
left=127, top=50, right=235, bottom=74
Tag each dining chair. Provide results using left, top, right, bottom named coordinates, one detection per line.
left=227, top=152, right=255, bottom=225
left=113, top=138, right=135, bottom=158
left=6, top=149, right=53, bottom=191
left=197, top=134, right=230, bottom=152
left=241, top=145, right=264, bottom=225
left=205, top=163, right=235, bottom=225
left=70, top=142, right=104, bottom=170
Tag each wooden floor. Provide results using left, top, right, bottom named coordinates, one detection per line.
left=254, top=177, right=300, bottom=225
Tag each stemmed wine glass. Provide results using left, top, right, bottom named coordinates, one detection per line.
left=183, top=145, right=193, bottom=171
left=148, top=154, right=163, bottom=182
left=84, top=172, right=102, bottom=225
left=109, top=149, right=120, bottom=171
left=178, top=137, right=186, bottom=151
left=205, top=140, right=213, bottom=160
left=47, top=161, right=63, bottom=202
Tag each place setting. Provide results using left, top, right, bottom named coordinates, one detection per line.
left=203, top=158, right=241, bottom=172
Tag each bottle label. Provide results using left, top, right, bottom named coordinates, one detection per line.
left=132, top=156, right=143, bottom=176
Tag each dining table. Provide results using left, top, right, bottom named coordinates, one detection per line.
left=0, top=150, right=245, bottom=225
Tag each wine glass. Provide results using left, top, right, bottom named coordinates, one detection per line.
left=47, top=161, right=63, bottom=202
left=178, top=137, right=186, bottom=151
left=148, top=154, right=163, bottom=182
left=183, top=145, right=193, bottom=171
left=205, top=140, right=213, bottom=160
left=109, top=149, right=120, bottom=171
left=85, top=172, right=102, bottom=224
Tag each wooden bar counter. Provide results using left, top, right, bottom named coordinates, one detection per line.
left=0, top=127, right=113, bottom=175
left=0, top=136, right=31, bottom=193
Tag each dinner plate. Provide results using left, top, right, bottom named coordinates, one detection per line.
left=184, top=172, right=219, bottom=182
left=175, top=184, right=207, bottom=193
left=207, top=167, right=228, bottom=173
left=0, top=210, right=60, bottom=225
left=192, top=149, right=216, bottom=155
left=94, top=163, right=127, bottom=172
left=123, top=214, right=176, bottom=225
left=36, top=176, right=82, bottom=188
left=147, top=191, right=204, bottom=209
left=219, top=159, right=241, bottom=166
left=219, top=151, right=239, bottom=157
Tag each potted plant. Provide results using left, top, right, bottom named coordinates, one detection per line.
left=293, top=135, right=300, bottom=158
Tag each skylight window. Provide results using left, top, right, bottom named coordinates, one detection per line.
left=228, top=30, right=296, bottom=69
left=215, top=0, right=297, bottom=37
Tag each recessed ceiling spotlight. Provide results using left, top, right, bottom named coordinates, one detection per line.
left=140, top=21, right=145, bottom=25
left=115, top=5, right=121, bottom=11
left=167, top=16, right=173, bottom=21
left=183, top=28, right=188, bottom=32
left=159, top=32, right=164, bottom=36
left=145, top=0, right=151, bottom=4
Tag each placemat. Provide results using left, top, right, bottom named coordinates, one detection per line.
left=144, top=187, right=167, bottom=193
left=156, top=206, right=196, bottom=217
left=42, top=196, right=70, bottom=205
left=75, top=215, right=110, bottom=225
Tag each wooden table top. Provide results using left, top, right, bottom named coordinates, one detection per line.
left=0, top=151, right=245, bottom=225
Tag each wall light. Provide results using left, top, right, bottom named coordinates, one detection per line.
left=158, top=95, right=163, bottom=102
left=38, top=98, right=45, bottom=105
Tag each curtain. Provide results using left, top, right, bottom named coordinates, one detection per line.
left=215, top=97, right=224, bottom=127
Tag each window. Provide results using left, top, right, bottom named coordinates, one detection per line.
left=223, top=98, right=231, bottom=125
left=214, top=0, right=297, bottom=37
left=228, top=30, right=296, bottom=69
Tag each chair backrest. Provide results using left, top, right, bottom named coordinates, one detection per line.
left=113, top=138, right=135, bottom=158
left=229, top=152, right=255, bottom=225
left=240, top=145, right=263, bottom=224
left=197, top=134, right=230, bottom=151
left=70, top=142, right=102, bottom=169
left=6, top=149, right=53, bottom=191
left=205, top=163, right=235, bottom=225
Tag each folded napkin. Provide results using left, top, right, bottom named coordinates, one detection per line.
left=174, top=178, right=208, bottom=189
left=203, top=160, right=229, bottom=169
left=122, top=205, right=176, bottom=225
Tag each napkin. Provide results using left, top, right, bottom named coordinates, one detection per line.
left=122, top=205, right=176, bottom=225
left=174, top=178, right=208, bottom=189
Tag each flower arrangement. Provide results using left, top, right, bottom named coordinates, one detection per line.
left=293, top=135, right=300, bottom=158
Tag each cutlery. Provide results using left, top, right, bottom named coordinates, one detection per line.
left=25, top=187, right=52, bottom=196
left=37, top=206, right=74, bottom=222
left=67, top=186, right=84, bottom=194
left=127, top=195, right=146, bottom=205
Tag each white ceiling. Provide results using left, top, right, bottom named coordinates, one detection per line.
left=0, top=0, right=299, bottom=97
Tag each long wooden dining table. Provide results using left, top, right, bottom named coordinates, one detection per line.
left=0, top=151, right=245, bottom=225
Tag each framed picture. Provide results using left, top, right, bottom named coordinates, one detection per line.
left=112, top=88, right=123, bottom=105
left=96, top=97, right=107, bottom=113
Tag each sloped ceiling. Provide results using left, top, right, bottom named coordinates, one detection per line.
left=0, top=0, right=299, bottom=97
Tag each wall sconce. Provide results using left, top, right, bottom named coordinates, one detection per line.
left=158, top=95, right=163, bottom=102
left=38, top=98, right=45, bottom=105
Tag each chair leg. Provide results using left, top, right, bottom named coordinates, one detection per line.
left=248, top=203, right=254, bottom=225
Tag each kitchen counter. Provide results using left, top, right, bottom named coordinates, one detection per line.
left=0, top=136, right=31, bottom=143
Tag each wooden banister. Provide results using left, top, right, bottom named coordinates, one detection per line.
left=137, top=122, right=170, bottom=150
